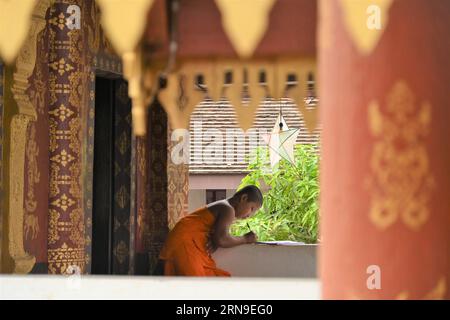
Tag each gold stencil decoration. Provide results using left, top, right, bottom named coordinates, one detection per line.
left=396, top=277, right=447, bottom=300
left=340, top=0, right=393, bottom=55
left=69, top=208, right=85, bottom=247
left=424, top=277, right=447, bottom=300
left=115, top=185, right=130, bottom=210
left=395, top=291, right=409, bottom=300
left=114, top=240, right=129, bottom=264
left=350, top=276, right=447, bottom=299
left=367, top=81, right=434, bottom=231
left=0, top=0, right=36, bottom=64
left=47, top=243, right=85, bottom=274
left=48, top=209, right=60, bottom=245
left=116, top=131, right=130, bottom=156
left=215, top=0, right=276, bottom=58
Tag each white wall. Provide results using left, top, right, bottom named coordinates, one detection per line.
left=189, top=174, right=245, bottom=190
left=188, top=189, right=206, bottom=212
left=213, top=244, right=317, bottom=278
left=188, top=189, right=237, bottom=212
left=226, top=189, right=235, bottom=198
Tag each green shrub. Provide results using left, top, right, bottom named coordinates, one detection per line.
left=231, top=145, right=320, bottom=243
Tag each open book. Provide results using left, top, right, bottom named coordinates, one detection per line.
left=255, top=241, right=305, bottom=246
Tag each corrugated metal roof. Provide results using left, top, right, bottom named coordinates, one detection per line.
left=189, top=98, right=321, bottom=174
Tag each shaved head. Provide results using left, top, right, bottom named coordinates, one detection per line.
left=233, top=185, right=263, bottom=205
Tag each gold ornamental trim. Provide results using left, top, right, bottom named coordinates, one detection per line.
left=157, top=58, right=319, bottom=133
left=340, top=0, right=393, bottom=55
left=95, top=0, right=155, bottom=136
left=215, top=0, right=276, bottom=58
left=367, top=80, right=434, bottom=231
left=6, top=0, right=54, bottom=274
left=0, top=0, right=37, bottom=64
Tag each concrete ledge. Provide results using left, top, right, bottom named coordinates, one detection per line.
left=0, top=275, right=320, bottom=300
left=213, top=244, right=318, bottom=278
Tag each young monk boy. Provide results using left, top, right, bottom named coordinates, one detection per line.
left=155, top=185, right=263, bottom=276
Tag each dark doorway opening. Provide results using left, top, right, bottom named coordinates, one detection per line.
left=92, top=76, right=132, bottom=275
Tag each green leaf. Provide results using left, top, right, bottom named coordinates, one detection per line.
left=232, top=145, right=320, bottom=243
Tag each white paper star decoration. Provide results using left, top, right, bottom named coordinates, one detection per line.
left=262, top=114, right=299, bottom=168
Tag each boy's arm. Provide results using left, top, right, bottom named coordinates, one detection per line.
left=211, top=205, right=256, bottom=249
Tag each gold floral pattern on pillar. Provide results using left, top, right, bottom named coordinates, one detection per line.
left=48, top=210, right=60, bottom=245
left=398, top=278, right=446, bottom=300
left=48, top=243, right=84, bottom=274
left=215, top=0, right=276, bottom=58
left=167, top=126, right=188, bottom=229
left=113, top=240, right=129, bottom=265
left=367, top=81, right=434, bottom=231
left=350, top=276, right=447, bottom=300
left=0, top=0, right=37, bottom=64
left=47, top=1, right=86, bottom=274
left=339, top=0, right=393, bottom=55
left=424, top=277, right=447, bottom=300
left=115, top=185, right=130, bottom=210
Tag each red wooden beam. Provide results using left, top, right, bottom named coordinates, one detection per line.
left=143, top=0, right=317, bottom=59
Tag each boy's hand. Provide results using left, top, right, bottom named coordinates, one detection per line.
left=244, top=231, right=257, bottom=244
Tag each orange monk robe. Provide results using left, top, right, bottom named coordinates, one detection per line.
left=159, top=206, right=231, bottom=276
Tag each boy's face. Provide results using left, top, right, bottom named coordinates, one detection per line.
left=236, top=194, right=261, bottom=219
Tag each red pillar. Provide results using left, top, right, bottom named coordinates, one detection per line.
left=319, top=0, right=450, bottom=299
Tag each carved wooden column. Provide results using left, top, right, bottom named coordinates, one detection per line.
left=167, top=125, right=189, bottom=229
left=145, top=101, right=168, bottom=274
left=1, top=0, right=54, bottom=274
left=319, top=0, right=450, bottom=299
left=135, top=101, right=169, bottom=274
left=47, top=0, right=86, bottom=274
left=0, top=63, right=3, bottom=272
left=135, top=134, right=148, bottom=274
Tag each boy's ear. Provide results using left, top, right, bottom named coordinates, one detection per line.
left=240, top=194, right=248, bottom=202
